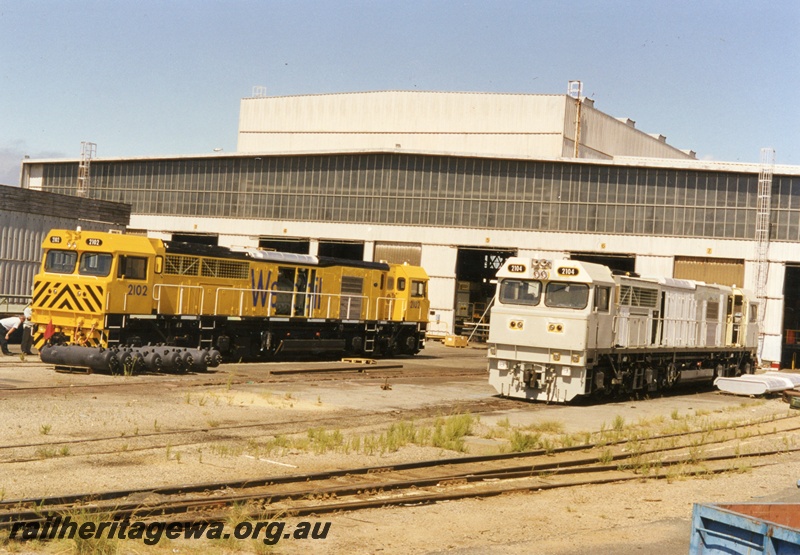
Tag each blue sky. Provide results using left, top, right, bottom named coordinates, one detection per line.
left=1, top=0, right=798, bottom=185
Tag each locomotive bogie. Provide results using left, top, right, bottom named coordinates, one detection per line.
left=488, top=257, right=757, bottom=403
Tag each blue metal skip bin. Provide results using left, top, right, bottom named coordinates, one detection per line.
left=690, top=503, right=800, bottom=554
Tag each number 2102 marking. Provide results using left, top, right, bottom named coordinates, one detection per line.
left=127, top=284, right=148, bottom=296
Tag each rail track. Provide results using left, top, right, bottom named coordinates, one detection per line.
left=0, top=396, right=523, bottom=466
left=0, top=360, right=484, bottom=395
left=2, top=411, right=797, bottom=529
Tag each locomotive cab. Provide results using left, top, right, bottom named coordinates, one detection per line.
left=488, top=257, right=615, bottom=402
left=385, top=263, right=430, bottom=323
left=33, top=229, right=160, bottom=348
left=726, top=289, right=759, bottom=348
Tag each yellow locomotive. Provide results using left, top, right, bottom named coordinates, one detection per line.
left=31, top=228, right=429, bottom=372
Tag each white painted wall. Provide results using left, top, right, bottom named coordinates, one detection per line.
left=238, top=92, right=691, bottom=160
left=637, top=254, right=674, bottom=278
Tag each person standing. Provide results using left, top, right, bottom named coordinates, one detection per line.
left=1, top=314, right=25, bottom=355
left=21, top=307, right=34, bottom=356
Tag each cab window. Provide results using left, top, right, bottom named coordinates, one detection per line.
left=387, top=277, right=395, bottom=290
left=44, top=250, right=77, bottom=274
left=79, top=253, right=113, bottom=276
left=118, top=256, right=148, bottom=280
left=397, top=278, right=406, bottom=291
left=545, top=282, right=589, bottom=309
left=411, top=280, right=426, bottom=298
left=499, top=279, right=541, bottom=306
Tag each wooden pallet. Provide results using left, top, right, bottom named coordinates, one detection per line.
left=340, top=357, right=377, bottom=365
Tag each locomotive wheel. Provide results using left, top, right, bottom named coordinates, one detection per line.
left=349, top=335, right=364, bottom=356
left=664, top=362, right=679, bottom=388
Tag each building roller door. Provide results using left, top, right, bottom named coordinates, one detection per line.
left=374, top=242, right=421, bottom=266
left=673, top=256, right=744, bottom=287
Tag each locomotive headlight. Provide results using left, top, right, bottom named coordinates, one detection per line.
left=551, top=352, right=561, bottom=361
left=571, top=353, right=581, bottom=364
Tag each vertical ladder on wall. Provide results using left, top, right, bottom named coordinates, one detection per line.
left=77, top=141, right=96, bottom=198
left=754, top=147, right=774, bottom=363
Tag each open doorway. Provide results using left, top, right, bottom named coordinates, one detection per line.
left=259, top=237, right=310, bottom=254
left=318, top=240, right=364, bottom=261
left=171, top=233, right=218, bottom=246
left=570, top=252, right=636, bottom=274
left=782, top=265, right=800, bottom=369
left=454, top=247, right=516, bottom=339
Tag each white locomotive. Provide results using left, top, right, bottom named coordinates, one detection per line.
left=487, top=258, right=758, bottom=403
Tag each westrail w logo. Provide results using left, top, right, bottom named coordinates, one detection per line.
left=251, top=269, right=275, bottom=307
left=250, top=269, right=322, bottom=310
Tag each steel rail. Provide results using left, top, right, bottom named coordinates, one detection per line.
left=0, top=396, right=523, bottom=463
left=0, top=362, right=419, bottom=392
left=1, top=413, right=797, bottom=527
left=1, top=443, right=795, bottom=528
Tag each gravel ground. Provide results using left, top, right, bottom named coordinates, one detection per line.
left=1, top=344, right=799, bottom=554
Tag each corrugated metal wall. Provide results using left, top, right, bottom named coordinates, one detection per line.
left=1, top=212, right=66, bottom=304
left=563, top=99, right=693, bottom=160
left=673, top=256, right=745, bottom=287
left=0, top=185, right=130, bottom=309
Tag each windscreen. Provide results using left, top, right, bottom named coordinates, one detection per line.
left=44, top=250, right=78, bottom=274
left=499, top=279, right=542, bottom=306
left=79, top=253, right=113, bottom=276
left=545, top=282, right=589, bottom=309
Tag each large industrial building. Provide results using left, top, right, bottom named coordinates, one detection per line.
left=18, top=91, right=800, bottom=366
